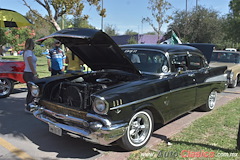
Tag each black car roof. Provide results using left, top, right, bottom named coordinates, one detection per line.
left=120, top=44, right=202, bottom=54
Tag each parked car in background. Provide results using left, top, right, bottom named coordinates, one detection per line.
left=210, top=50, right=240, bottom=88
left=0, top=60, right=25, bottom=97
left=29, top=28, right=227, bottom=151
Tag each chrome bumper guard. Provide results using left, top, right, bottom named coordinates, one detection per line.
left=30, top=104, right=128, bottom=145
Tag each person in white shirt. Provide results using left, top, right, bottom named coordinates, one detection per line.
left=23, top=38, right=38, bottom=113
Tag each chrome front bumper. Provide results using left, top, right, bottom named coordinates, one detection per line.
left=31, top=104, right=128, bottom=145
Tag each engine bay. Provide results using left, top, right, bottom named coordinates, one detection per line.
left=44, top=70, right=140, bottom=111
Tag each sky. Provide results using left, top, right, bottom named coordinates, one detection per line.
left=0, top=0, right=231, bottom=34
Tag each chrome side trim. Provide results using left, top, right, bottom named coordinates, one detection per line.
left=110, top=80, right=226, bottom=111
left=110, top=91, right=171, bottom=110
left=110, top=84, right=198, bottom=110
left=205, top=74, right=227, bottom=83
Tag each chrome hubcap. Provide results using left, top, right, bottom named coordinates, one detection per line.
left=128, top=112, right=151, bottom=145
left=0, top=79, right=11, bottom=96
left=208, top=91, right=217, bottom=109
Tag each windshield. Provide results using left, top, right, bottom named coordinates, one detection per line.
left=122, top=49, right=169, bottom=73
left=211, top=52, right=240, bottom=63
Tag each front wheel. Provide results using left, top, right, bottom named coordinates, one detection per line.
left=0, top=78, right=14, bottom=98
left=199, top=90, right=217, bottom=111
left=118, top=109, right=154, bottom=151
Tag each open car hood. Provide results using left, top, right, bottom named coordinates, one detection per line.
left=37, top=28, right=140, bottom=75
left=182, top=43, right=215, bottom=63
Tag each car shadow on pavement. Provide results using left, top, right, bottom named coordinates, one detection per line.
left=12, top=88, right=28, bottom=94
left=151, top=133, right=237, bottom=154
left=167, top=139, right=236, bottom=153
left=0, top=96, right=128, bottom=160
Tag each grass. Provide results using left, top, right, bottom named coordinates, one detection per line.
left=129, top=99, right=240, bottom=160
left=35, top=55, right=51, bottom=78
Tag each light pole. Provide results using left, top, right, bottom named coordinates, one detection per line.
left=186, top=0, right=188, bottom=12
left=101, top=0, right=104, bottom=30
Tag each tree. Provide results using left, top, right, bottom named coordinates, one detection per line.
left=225, top=0, right=240, bottom=43
left=169, top=6, right=225, bottom=43
left=25, top=10, right=53, bottom=39
left=127, top=36, right=138, bottom=44
left=0, top=28, right=8, bottom=46
left=22, top=0, right=106, bottom=31
left=104, top=24, right=119, bottom=36
left=5, top=27, right=35, bottom=51
left=142, top=0, right=172, bottom=41
left=125, top=29, right=138, bottom=35
left=145, top=31, right=156, bottom=35
left=70, top=15, right=95, bottom=28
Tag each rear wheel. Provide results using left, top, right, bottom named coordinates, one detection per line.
left=118, top=109, right=153, bottom=151
left=0, top=78, right=13, bottom=98
left=199, top=90, right=217, bottom=111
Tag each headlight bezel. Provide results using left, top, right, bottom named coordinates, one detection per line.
left=92, top=96, right=109, bottom=115
left=28, top=82, right=40, bottom=97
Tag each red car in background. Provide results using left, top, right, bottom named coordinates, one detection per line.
left=0, top=60, right=25, bottom=98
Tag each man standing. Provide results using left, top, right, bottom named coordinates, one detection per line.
left=47, top=40, right=66, bottom=75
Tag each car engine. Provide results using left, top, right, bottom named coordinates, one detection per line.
left=45, top=70, right=140, bottom=111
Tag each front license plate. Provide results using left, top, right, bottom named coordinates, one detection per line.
left=49, top=124, right=62, bottom=136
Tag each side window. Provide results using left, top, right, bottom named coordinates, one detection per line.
left=188, top=55, right=202, bottom=70
left=170, top=55, right=188, bottom=72
left=236, top=55, right=240, bottom=63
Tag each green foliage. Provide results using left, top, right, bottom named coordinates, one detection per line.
left=0, top=28, right=8, bottom=46
left=25, top=10, right=54, bottom=40
left=41, top=38, right=55, bottom=49
left=224, top=0, right=240, bottom=43
left=104, top=24, right=119, bottom=36
left=169, top=6, right=225, bottom=43
left=22, top=0, right=106, bottom=31
left=145, top=31, right=157, bottom=35
left=128, top=36, right=138, bottom=44
left=34, top=44, right=47, bottom=57
left=229, top=0, right=240, bottom=17
left=5, top=27, right=33, bottom=51
left=125, top=29, right=138, bottom=35
left=69, top=15, right=95, bottom=28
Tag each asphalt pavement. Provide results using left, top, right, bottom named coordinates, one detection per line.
left=0, top=87, right=239, bottom=160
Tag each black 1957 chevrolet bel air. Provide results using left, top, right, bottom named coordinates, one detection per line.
left=28, top=28, right=227, bottom=150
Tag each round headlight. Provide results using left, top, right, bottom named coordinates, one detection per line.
left=92, top=97, right=109, bottom=115
left=28, top=82, right=39, bottom=97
